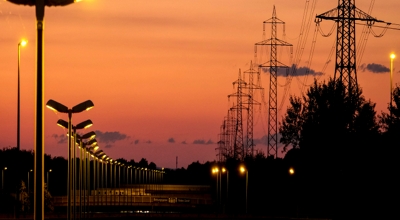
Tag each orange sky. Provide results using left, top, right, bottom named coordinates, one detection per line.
left=1, top=0, right=399, bottom=168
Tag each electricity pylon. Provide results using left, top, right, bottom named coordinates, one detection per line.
left=316, top=0, right=384, bottom=95
left=255, top=6, right=292, bottom=158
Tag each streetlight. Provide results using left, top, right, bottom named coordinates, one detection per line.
left=46, top=169, right=52, bottom=191
left=212, top=167, right=219, bottom=207
left=6, top=1, right=84, bottom=219
left=17, top=39, right=27, bottom=151
left=239, top=165, right=248, bottom=214
left=390, top=53, right=396, bottom=113
left=46, top=99, right=94, bottom=220
left=27, top=169, right=33, bottom=194
left=2, top=167, right=7, bottom=190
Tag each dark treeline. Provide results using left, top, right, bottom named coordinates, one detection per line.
left=278, top=79, right=398, bottom=218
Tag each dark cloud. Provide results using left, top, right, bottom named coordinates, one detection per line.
left=168, top=138, right=175, bottom=143
left=134, top=140, right=139, bottom=145
left=181, top=141, right=187, bottom=144
left=95, top=130, right=128, bottom=144
left=261, top=64, right=323, bottom=77
left=253, top=134, right=282, bottom=146
left=145, top=140, right=152, bottom=144
left=360, top=63, right=389, bottom=73
left=104, top=144, right=112, bottom=148
left=193, top=139, right=213, bottom=145
left=51, top=133, right=68, bottom=144
left=253, top=135, right=268, bottom=146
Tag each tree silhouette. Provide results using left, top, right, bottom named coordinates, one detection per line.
left=279, top=78, right=380, bottom=218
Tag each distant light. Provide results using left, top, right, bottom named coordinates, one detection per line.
left=240, top=166, right=246, bottom=173
left=391, top=53, right=396, bottom=59
left=289, top=167, right=295, bottom=175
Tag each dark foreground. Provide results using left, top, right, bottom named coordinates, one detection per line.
left=0, top=213, right=331, bottom=220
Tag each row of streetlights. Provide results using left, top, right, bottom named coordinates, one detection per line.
left=212, top=165, right=295, bottom=214
left=46, top=99, right=94, bottom=220
left=46, top=99, right=164, bottom=219
left=212, top=165, right=247, bottom=213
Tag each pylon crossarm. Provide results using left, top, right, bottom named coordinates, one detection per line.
left=256, top=38, right=292, bottom=46
left=316, top=7, right=338, bottom=21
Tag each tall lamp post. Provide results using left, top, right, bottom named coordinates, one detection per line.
left=390, top=53, right=396, bottom=113
left=6, top=1, right=84, bottom=220
left=46, top=99, right=94, bottom=220
left=212, top=167, right=219, bottom=207
left=2, top=167, right=7, bottom=190
left=240, top=165, right=248, bottom=214
left=17, top=39, right=27, bottom=151
left=46, top=169, right=52, bottom=191
left=27, top=169, right=33, bottom=194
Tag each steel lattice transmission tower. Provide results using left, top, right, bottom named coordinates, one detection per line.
left=228, top=69, right=249, bottom=160
left=256, top=6, right=292, bottom=158
left=243, top=61, right=262, bottom=158
left=316, top=0, right=383, bottom=95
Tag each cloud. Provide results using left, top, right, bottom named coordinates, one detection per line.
left=253, top=135, right=268, bottom=146
left=51, top=133, right=68, bottom=144
left=130, top=139, right=151, bottom=144
left=261, top=64, right=323, bottom=77
left=168, top=138, right=175, bottom=143
left=181, top=141, right=187, bottom=144
left=193, top=139, right=214, bottom=145
left=360, top=63, right=389, bottom=73
left=95, top=130, right=128, bottom=144
left=253, top=134, right=282, bottom=146
left=104, top=144, right=112, bottom=148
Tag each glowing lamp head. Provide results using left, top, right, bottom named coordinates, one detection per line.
left=222, top=168, right=226, bottom=173
left=391, top=54, right=396, bottom=59
left=240, top=166, right=246, bottom=173
left=289, top=167, right=295, bottom=175
left=20, top=40, right=27, bottom=47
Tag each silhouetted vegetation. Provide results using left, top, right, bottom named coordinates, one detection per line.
left=279, top=79, right=397, bottom=218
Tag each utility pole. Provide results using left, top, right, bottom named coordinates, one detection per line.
left=255, top=6, right=292, bottom=158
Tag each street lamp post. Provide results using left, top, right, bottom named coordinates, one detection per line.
left=2, top=167, right=7, bottom=190
left=27, top=169, right=33, bottom=194
left=240, top=166, right=248, bottom=214
left=212, top=167, right=219, bottom=207
left=6, top=1, right=84, bottom=219
left=46, top=169, right=52, bottom=191
left=17, top=39, right=27, bottom=152
left=390, top=53, right=396, bottom=114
